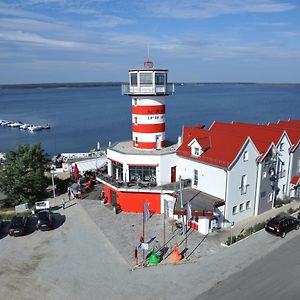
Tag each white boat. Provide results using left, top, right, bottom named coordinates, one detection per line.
left=19, top=124, right=31, bottom=129
left=28, top=125, right=43, bottom=132
left=1, top=120, right=12, bottom=126
left=8, top=121, right=23, bottom=127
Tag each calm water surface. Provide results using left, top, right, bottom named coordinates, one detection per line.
left=0, top=84, right=300, bottom=156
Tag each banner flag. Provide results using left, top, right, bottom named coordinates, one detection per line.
left=164, top=199, right=169, bottom=217
left=187, top=201, right=192, bottom=220
left=143, top=202, right=150, bottom=222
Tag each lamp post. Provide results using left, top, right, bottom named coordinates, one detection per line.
left=50, top=167, right=56, bottom=205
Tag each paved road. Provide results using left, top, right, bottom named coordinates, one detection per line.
left=1, top=196, right=300, bottom=300
left=194, top=233, right=300, bottom=300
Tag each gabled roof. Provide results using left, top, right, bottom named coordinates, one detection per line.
left=178, top=119, right=300, bottom=169
left=177, top=125, right=254, bottom=169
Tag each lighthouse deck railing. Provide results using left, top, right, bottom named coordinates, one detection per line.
left=121, top=83, right=175, bottom=95
left=96, top=171, right=191, bottom=193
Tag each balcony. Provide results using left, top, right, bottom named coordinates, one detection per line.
left=121, top=83, right=175, bottom=95
left=96, top=171, right=191, bottom=193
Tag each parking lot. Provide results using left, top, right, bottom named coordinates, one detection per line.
left=1, top=187, right=300, bottom=300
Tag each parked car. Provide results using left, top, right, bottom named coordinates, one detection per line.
left=9, top=215, right=28, bottom=236
left=36, top=210, right=53, bottom=231
left=265, top=215, right=300, bottom=238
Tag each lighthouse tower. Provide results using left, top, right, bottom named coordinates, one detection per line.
left=102, top=59, right=177, bottom=215
left=122, top=60, right=174, bottom=150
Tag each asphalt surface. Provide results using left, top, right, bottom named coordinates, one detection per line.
left=1, top=194, right=300, bottom=300
left=194, top=233, right=300, bottom=300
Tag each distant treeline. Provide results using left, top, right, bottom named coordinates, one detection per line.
left=0, top=82, right=123, bottom=89
left=0, top=82, right=299, bottom=90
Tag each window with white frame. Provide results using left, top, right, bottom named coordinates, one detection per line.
left=282, top=184, right=286, bottom=194
left=268, top=193, right=273, bottom=202
left=135, top=137, right=138, bottom=145
left=232, top=206, right=238, bottom=215
left=130, top=73, right=137, bottom=86
left=243, top=151, right=249, bottom=161
left=140, top=72, right=152, bottom=85
left=193, top=169, right=198, bottom=186
left=246, top=200, right=251, bottom=210
left=239, top=203, right=245, bottom=212
left=134, top=117, right=138, bottom=125
left=240, top=174, right=248, bottom=194
left=133, top=98, right=137, bottom=106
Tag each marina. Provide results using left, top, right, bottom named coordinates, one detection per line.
left=0, top=119, right=50, bottom=132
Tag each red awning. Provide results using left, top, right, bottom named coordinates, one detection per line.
left=291, top=176, right=300, bottom=186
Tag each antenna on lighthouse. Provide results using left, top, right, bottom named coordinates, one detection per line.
left=144, top=45, right=153, bottom=69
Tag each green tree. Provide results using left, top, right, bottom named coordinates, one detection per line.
left=0, top=144, right=50, bottom=207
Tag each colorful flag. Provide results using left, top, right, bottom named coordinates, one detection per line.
left=186, top=201, right=192, bottom=220
left=143, top=202, right=150, bottom=222
left=164, top=199, right=169, bottom=217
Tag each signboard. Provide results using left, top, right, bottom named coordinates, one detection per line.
left=15, top=203, right=29, bottom=214
left=35, top=200, right=50, bottom=211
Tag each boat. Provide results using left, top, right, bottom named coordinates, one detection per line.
left=28, top=125, right=43, bottom=132
left=42, top=124, right=51, bottom=129
left=8, top=121, right=23, bottom=127
left=1, top=120, right=12, bottom=126
left=19, top=123, right=31, bottom=129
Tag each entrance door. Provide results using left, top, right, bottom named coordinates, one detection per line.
left=110, top=190, right=117, bottom=206
left=171, top=166, right=176, bottom=183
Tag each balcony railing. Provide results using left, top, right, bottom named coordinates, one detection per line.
left=96, top=171, right=191, bottom=193
left=121, top=83, right=175, bottom=95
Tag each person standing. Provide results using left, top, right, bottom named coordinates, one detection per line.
left=61, top=198, right=66, bottom=209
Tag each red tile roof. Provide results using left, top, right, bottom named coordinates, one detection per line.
left=178, top=119, right=300, bottom=169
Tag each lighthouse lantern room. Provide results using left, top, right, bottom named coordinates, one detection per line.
left=122, top=60, right=175, bottom=150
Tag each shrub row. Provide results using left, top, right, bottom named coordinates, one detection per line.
left=225, top=205, right=300, bottom=246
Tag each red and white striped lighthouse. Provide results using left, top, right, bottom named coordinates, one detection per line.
left=122, top=60, right=174, bottom=150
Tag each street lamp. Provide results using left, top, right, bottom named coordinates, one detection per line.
left=50, top=167, right=56, bottom=205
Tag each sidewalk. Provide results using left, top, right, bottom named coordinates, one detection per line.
left=219, top=198, right=300, bottom=241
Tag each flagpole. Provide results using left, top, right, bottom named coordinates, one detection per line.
left=163, top=210, right=166, bottom=259
left=142, top=205, right=145, bottom=261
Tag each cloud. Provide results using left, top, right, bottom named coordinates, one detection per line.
left=81, top=15, right=135, bottom=28
left=142, top=0, right=296, bottom=19
left=0, top=30, right=78, bottom=48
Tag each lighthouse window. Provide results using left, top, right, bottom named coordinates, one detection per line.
left=130, top=73, right=137, bottom=86
left=129, top=166, right=156, bottom=183
left=155, top=73, right=165, bottom=85
left=140, top=73, right=152, bottom=85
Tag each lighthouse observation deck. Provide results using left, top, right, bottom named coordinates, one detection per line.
left=122, top=82, right=175, bottom=96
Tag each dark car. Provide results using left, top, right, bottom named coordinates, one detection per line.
left=36, top=210, right=53, bottom=231
left=9, top=216, right=28, bottom=236
left=265, top=215, right=300, bottom=238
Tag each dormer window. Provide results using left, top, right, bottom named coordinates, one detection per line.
left=279, top=142, right=284, bottom=151
left=194, top=147, right=200, bottom=156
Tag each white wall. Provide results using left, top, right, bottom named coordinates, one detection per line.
left=225, top=140, right=258, bottom=224
left=276, top=134, right=291, bottom=198
left=177, top=156, right=226, bottom=199
left=107, top=149, right=176, bottom=185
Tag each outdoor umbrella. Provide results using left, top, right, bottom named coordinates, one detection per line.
left=73, top=163, right=79, bottom=182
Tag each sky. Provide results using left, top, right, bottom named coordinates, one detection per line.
left=0, top=0, right=300, bottom=84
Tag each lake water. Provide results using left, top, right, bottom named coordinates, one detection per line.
left=1, top=84, right=300, bottom=156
